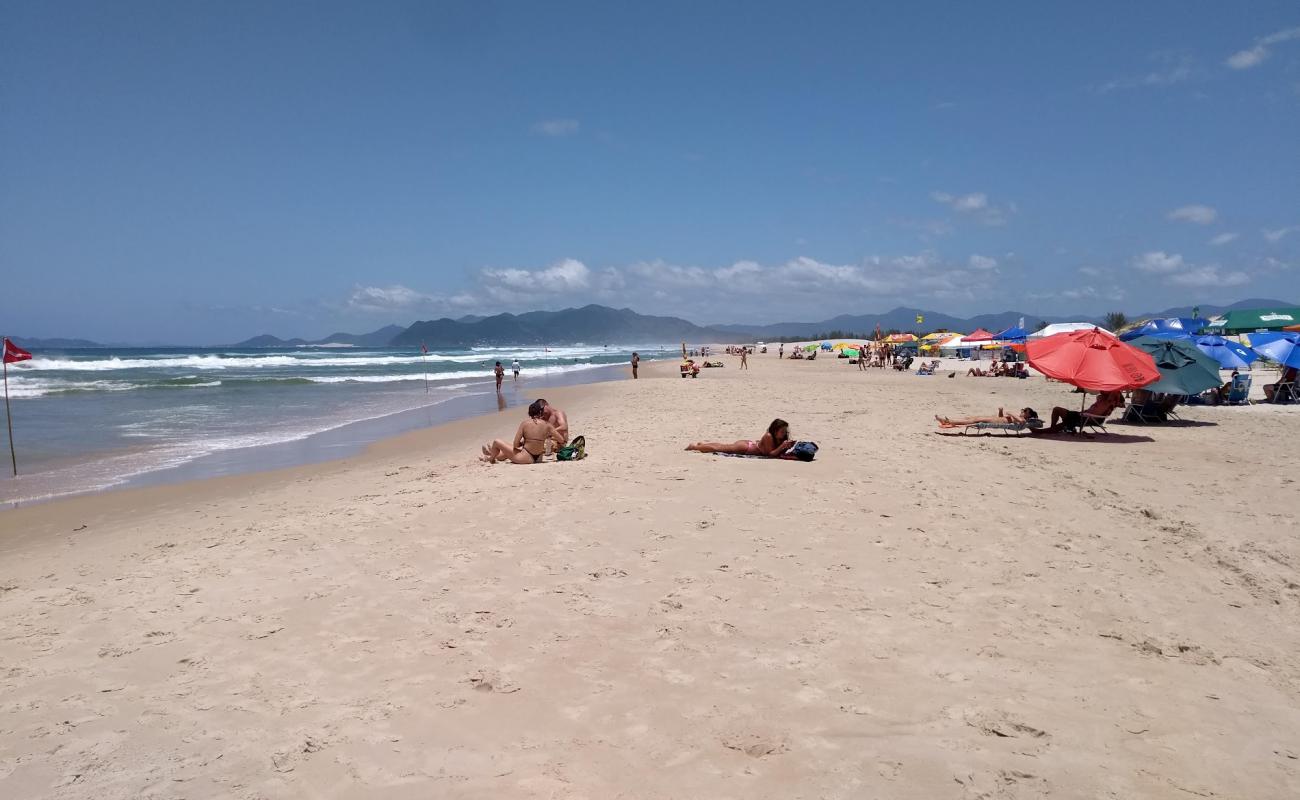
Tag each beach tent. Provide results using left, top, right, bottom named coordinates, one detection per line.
left=1027, top=328, right=1160, bottom=392
left=886, top=333, right=918, bottom=343
left=993, top=326, right=1029, bottom=341
left=937, top=335, right=969, bottom=349
left=1194, top=335, right=1257, bottom=370
left=1128, top=336, right=1224, bottom=395
left=1030, top=323, right=1112, bottom=338
left=1202, top=308, right=1300, bottom=334
left=964, top=328, right=995, bottom=342
left=1118, top=317, right=1206, bottom=341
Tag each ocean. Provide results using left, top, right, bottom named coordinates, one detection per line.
left=1, top=344, right=668, bottom=506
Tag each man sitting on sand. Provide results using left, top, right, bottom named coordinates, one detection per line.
left=1032, top=391, right=1126, bottom=434
left=936, top=407, right=1039, bottom=427
left=536, top=398, right=569, bottom=444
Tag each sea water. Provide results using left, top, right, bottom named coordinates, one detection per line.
left=1, top=344, right=668, bottom=505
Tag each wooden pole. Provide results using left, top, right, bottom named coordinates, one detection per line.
left=3, top=358, right=15, bottom=477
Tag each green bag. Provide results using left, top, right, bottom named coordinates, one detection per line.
left=557, top=435, right=586, bottom=461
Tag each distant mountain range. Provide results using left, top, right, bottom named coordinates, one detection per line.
left=14, top=298, right=1294, bottom=349
left=390, top=305, right=734, bottom=347
left=232, top=324, right=405, bottom=348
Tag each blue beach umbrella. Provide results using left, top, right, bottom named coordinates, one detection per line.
left=1118, top=317, right=1204, bottom=341
left=1193, top=335, right=1257, bottom=370
left=1247, top=332, right=1300, bottom=369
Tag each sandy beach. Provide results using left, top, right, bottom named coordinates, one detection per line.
left=2, top=353, right=1298, bottom=799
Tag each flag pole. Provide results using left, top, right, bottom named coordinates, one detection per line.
left=3, top=354, right=15, bottom=477
left=420, top=343, right=429, bottom=394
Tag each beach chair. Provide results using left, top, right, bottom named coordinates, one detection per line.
left=1271, top=378, right=1297, bottom=404
left=1225, top=374, right=1251, bottom=405
left=1081, top=413, right=1111, bottom=434
left=962, top=419, right=1044, bottom=436
left=1123, top=402, right=1163, bottom=424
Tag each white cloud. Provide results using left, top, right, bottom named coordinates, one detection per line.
left=1264, top=225, right=1300, bottom=243
left=480, top=258, right=591, bottom=301
left=1130, top=251, right=1253, bottom=289
left=1133, top=251, right=1185, bottom=274
left=930, top=191, right=1014, bottom=226
left=1226, top=27, right=1300, bottom=69
left=1096, top=52, right=1194, bottom=92
left=531, top=118, right=580, bottom=137
left=1077, top=265, right=1105, bottom=278
left=1167, top=204, right=1217, bottom=225
left=1209, top=232, right=1239, bottom=246
left=1168, top=267, right=1250, bottom=288
left=346, top=285, right=441, bottom=313
left=968, top=254, right=998, bottom=271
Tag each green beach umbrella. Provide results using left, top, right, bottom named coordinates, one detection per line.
left=1201, top=308, right=1300, bottom=334
left=1128, top=336, right=1223, bottom=395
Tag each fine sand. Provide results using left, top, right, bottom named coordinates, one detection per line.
left=1, top=354, right=1298, bottom=799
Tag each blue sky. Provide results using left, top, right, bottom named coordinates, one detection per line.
left=2, top=1, right=1297, bottom=343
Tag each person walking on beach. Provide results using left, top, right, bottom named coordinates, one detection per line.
left=512, top=358, right=521, bottom=381
left=779, top=343, right=784, bottom=359
left=494, top=361, right=505, bottom=391
left=858, top=343, right=869, bottom=371
left=631, top=351, right=640, bottom=379
left=740, top=349, right=748, bottom=370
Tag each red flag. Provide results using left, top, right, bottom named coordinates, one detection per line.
left=420, top=342, right=429, bottom=355
left=3, top=338, right=32, bottom=364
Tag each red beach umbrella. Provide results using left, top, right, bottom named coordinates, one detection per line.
left=1027, top=328, right=1161, bottom=392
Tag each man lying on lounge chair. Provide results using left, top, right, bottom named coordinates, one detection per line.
left=1032, top=391, right=1125, bottom=435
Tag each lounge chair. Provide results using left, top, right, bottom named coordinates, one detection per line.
left=1225, top=374, right=1252, bottom=405
left=1123, top=402, right=1164, bottom=424
left=962, top=418, right=1044, bottom=436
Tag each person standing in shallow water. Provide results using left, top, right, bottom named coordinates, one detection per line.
left=631, top=352, right=640, bottom=379
left=494, top=361, right=504, bottom=391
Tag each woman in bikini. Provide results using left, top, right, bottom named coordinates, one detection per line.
left=686, top=418, right=796, bottom=457
left=480, top=400, right=564, bottom=464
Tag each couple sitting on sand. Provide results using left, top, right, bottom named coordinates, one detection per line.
left=936, top=391, right=1126, bottom=434
left=480, top=398, right=569, bottom=464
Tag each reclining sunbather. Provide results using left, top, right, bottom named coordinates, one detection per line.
left=686, top=418, right=796, bottom=457
left=935, top=407, right=1038, bottom=428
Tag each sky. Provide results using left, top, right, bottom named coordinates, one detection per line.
left=2, top=1, right=1298, bottom=343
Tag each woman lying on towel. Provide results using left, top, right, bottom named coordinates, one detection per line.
left=935, top=407, right=1039, bottom=427
left=686, top=418, right=796, bottom=457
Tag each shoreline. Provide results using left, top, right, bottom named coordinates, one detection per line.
left=0, top=361, right=640, bottom=509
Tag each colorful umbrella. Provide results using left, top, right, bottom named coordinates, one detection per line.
left=1194, top=335, right=1257, bottom=370
left=1026, top=328, right=1160, bottom=392
left=1127, top=336, right=1223, bottom=395
left=1247, top=332, right=1300, bottom=369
